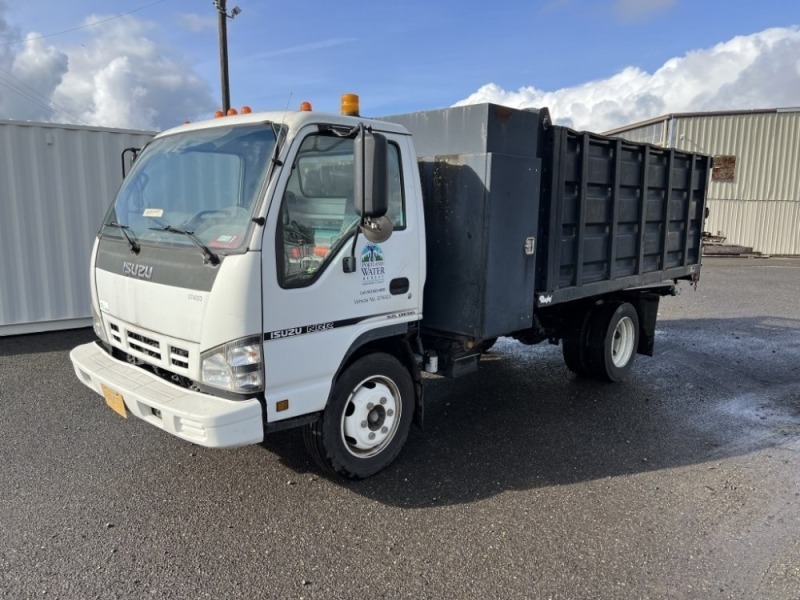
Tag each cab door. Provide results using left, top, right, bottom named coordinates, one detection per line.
left=260, top=126, right=423, bottom=423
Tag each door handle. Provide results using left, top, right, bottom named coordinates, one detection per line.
left=390, top=278, right=409, bottom=295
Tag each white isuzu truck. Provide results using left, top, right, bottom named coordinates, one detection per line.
left=71, top=98, right=709, bottom=478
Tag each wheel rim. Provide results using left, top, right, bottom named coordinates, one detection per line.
left=611, top=315, right=636, bottom=368
left=340, top=375, right=401, bottom=458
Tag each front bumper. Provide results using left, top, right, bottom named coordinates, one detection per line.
left=70, top=342, right=264, bottom=448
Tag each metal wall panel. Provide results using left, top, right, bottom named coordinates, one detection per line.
left=0, top=121, right=154, bottom=336
left=610, top=110, right=800, bottom=254
left=705, top=199, right=800, bottom=256
left=614, top=120, right=666, bottom=146
left=672, top=112, right=800, bottom=202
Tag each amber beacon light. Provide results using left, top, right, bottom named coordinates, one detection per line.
left=341, top=93, right=359, bottom=116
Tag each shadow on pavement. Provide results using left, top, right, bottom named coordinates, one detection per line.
left=264, top=315, right=800, bottom=507
left=0, top=327, right=96, bottom=357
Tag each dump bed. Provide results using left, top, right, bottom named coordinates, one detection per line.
left=536, top=124, right=708, bottom=306
left=383, top=104, right=709, bottom=340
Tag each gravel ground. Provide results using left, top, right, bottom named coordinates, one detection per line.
left=1, top=256, right=798, bottom=599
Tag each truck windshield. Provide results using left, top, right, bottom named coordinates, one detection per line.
left=102, top=123, right=276, bottom=253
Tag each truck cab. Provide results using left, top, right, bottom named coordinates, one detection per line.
left=72, top=104, right=427, bottom=478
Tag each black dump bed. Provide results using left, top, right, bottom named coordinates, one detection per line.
left=383, top=104, right=709, bottom=340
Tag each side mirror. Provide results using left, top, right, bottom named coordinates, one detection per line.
left=354, top=128, right=388, bottom=219
left=121, top=147, right=141, bottom=178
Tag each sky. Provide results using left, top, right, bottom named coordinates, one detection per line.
left=0, top=0, right=799, bottom=132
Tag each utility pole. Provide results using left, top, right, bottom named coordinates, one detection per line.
left=214, top=0, right=241, bottom=114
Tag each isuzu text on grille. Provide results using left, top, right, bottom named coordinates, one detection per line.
left=122, top=262, right=153, bottom=280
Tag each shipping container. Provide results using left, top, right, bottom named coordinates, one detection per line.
left=0, top=120, right=154, bottom=336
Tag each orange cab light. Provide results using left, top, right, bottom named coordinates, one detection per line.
left=214, top=110, right=224, bottom=118
left=341, top=93, right=359, bottom=116
left=227, top=108, right=238, bottom=116
left=300, top=101, right=312, bottom=111
left=313, top=246, right=329, bottom=258
left=241, top=105, right=252, bottom=114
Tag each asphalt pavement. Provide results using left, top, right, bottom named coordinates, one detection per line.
left=1, top=256, right=798, bottom=599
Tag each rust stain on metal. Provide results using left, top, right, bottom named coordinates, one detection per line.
left=494, top=105, right=514, bottom=124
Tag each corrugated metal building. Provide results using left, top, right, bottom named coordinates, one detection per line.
left=1, top=120, right=154, bottom=336
left=605, top=108, right=800, bottom=255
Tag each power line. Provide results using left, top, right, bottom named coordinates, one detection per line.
left=0, top=0, right=168, bottom=48
left=0, top=65, right=89, bottom=125
left=0, top=73, right=68, bottom=120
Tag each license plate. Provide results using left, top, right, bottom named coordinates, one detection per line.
left=101, top=384, right=128, bottom=419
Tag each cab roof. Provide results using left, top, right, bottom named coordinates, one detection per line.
left=157, top=110, right=411, bottom=139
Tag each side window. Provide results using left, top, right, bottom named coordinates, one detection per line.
left=387, top=145, right=405, bottom=229
left=277, top=133, right=405, bottom=288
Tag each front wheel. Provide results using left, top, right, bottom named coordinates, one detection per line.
left=303, top=353, right=414, bottom=479
left=586, top=302, right=639, bottom=382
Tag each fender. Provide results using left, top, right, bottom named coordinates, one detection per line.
left=336, top=322, right=424, bottom=428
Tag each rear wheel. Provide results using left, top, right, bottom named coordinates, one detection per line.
left=303, top=353, right=414, bottom=479
left=586, top=302, right=639, bottom=382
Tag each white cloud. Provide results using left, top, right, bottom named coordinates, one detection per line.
left=0, top=33, right=69, bottom=121
left=454, top=27, right=800, bottom=132
left=0, top=0, right=18, bottom=66
left=0, top=7, right=214, bottom=130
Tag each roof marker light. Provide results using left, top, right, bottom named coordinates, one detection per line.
left=241, top=105, right=252, bottom=114
left=300, top=101, right=312, bottom=111
left=227, top=108, right=238, bottom=116
left=341, top=93, right=359, bottom=117
left=214, top=110, right=224, bottom=118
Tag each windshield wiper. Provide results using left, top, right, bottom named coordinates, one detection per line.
left=107, top=222, right=140, bottom=254
left=149, top=225, right=220, bottom=266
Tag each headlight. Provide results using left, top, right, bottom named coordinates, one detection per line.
left=92, top=305, right=108, bottom=344
left=200, top=335, right=264, bottom=393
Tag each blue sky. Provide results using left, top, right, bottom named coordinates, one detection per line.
left=1, top=0, right=799, bottom=131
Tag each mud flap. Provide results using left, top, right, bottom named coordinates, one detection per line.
left=635, top=293, right=661, bottom=356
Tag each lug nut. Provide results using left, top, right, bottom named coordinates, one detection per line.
left=367, top=402, right=374, bottom=410
left=387, top=409, right=394, bottom=417
left=368, top=432, right=376, bottom=440
left=360, top=420, right=368, bottom=428
left=381, top=426, right=388, bottom=434
left=380, top=397, right=387, bottom=405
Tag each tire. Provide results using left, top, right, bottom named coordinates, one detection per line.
left=303, top=353, right=414, bottom=479
left=586, top=302, right=639, bottom=382
left=562, top=311, right=592, bottom=376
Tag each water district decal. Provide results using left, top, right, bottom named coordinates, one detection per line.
left=360, top=243, right=385, bottom=286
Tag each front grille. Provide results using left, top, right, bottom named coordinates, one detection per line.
left=127, top=331, right=162, bottom=360
left=104, top=317, right=194, bottom=378
left=170, top=346, right=190, bottom=369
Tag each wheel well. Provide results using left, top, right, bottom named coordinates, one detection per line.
left=335, top=332, right=424, bottom=428
left=340, top=336, right=410, bottom=375
left=541, top=291, right=661, bottom=356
